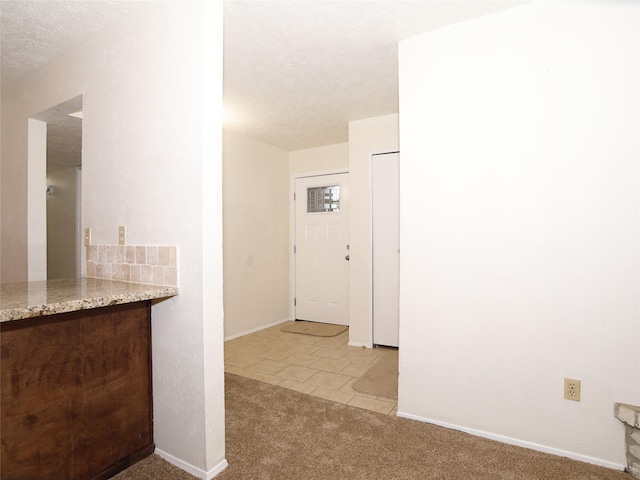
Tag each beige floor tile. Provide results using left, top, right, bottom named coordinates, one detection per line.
left=225, top=325, right=400, bottom=415
left=340, top=351, right=377, bottom=366
left=234, top=343, right=272, bottom=356
left=348, top=396, right=396, bottom=415
left=277, top=365, right=319, bottom=383
left=310, top=386, right=354, bottom=405
left=305, top=371, right=351, bottom=390
left=315, top=347, right=348, bottom=360
left=257, top=347, right=296, bottom=361
left=225, top=354, right=263, bottom=368
left=279, top=379, right=318, bottom=395
left=224, top=365, right=248, bottom=376
left=310, top=357, right=351, bottom=374
left=266, top=339, right=299, bottom=351
left=251, top=358, right=289, bottom=375
left=315, top=335, right=349, bottom=347
left=340, top=363, right=371, bottom=377
left=239, top=369, right=284, bottom=386
left=288, top=342, right=323, bottom=355
left=251, top=330, right=282, bottom=340
left=282, top=352, right=319, bottom=367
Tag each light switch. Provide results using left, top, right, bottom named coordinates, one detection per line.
left=118, top=226, right=126, bottom=246
left=84, top=228, right=91, bottom=247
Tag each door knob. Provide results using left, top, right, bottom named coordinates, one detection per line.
left=345, top=255, right=350, bottom=261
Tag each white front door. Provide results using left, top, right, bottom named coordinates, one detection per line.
left=295, top=173, right=349, bottom=325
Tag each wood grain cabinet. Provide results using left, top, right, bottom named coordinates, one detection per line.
left=1, top=301, right=154, bottom=480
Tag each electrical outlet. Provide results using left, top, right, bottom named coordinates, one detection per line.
left=84, top=227, right=91, bottom=247
left=118, top=226, right=126, bottom=246
left=564, top=378, right=581, bottom=402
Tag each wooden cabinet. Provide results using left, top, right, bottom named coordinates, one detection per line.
left=1, top=301, right=154, bottom=480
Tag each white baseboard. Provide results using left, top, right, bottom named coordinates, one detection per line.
left=155, top=448, right=228, bottom=479
left=395, top=411, right=626, bottom=472
left=348, top=341, right=371, bottom=348
left=224, top=318, right=291, bottom=342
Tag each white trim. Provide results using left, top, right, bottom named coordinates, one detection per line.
left=348, top=341, right=369, bottom=348
left=155, top=449, right=228, bottom=480
left=289, top=168, right=349, bottom=325
left=224, top=318, right=291, bottom=342
left=395, top=411, right=626, bottom=472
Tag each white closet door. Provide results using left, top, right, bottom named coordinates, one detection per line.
left=372, top=152, right=399, bottom=347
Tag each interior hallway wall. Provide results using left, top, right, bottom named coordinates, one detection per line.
left=348, top=114, right=399, bottom=347
left=223, top=130, right=289, bottom=339
left=398, top=0, right=639, bottom=468
left=1, top=2, right=226, bottom=476
left=46, top=166, right=78, bottom=279
left=289, top=142, right=349, bottom=175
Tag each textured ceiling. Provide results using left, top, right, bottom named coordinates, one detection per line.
left=0, top=1, right=151, bottom=172
left=0, top=1, right=151, bottom=86
left=223, top=1, right=523, bottom=150
left=1, top=0, right=523, bottom=153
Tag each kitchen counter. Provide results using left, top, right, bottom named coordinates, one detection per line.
left=1, top=278, right=177, bottom=479
left=0, top=277, right=178, bottom=322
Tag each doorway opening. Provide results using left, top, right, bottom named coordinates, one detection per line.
left=29, top=95, right=83, bottom=280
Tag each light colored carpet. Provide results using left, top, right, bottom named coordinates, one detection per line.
left=352, top=349, right=398, bottom=399
left=281, top=320, right=347, bottom=337
left=116, top=373, right=631, bottom=479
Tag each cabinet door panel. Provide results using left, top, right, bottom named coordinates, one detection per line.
left=1, top=301, right=152, bottom=480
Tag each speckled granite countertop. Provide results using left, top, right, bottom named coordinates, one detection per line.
left=0, top=278, right=178, bottom=322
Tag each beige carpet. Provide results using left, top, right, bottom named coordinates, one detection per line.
left=352, top=349, right=398, bottom=399
left=116, top=373, right=631, bottom=479
left=281, top=320, right=347, bottom=337
left=112, top=454, right=197, bottom=480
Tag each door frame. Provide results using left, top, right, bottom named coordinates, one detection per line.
left=289, top=168, right=349, bottom=323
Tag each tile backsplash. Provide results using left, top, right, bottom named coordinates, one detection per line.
left=87, top=245, right=178, bottom=287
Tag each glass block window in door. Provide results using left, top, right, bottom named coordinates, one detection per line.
left=307, top=185, right=340, bottom=213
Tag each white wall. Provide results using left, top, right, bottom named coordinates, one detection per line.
left=289, top=142, right=348, bottom=175
left=223, top=130, right=289, bottom=339
left=1, top=2, right=226, bottom=477
left=46, top=166, right=78, bottom=279
left=348, top=114, right=398, bottom=347
left=398, top=1, right=639, bottom=469
left=27, top=119, right=47, bottom=281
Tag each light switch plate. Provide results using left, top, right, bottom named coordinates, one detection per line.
left=84, top=228, right=91, bottom=247
left=118, top=226, right=126, bottom=246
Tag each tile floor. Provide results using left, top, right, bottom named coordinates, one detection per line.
left=224, top=322, right=398, bottom=415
